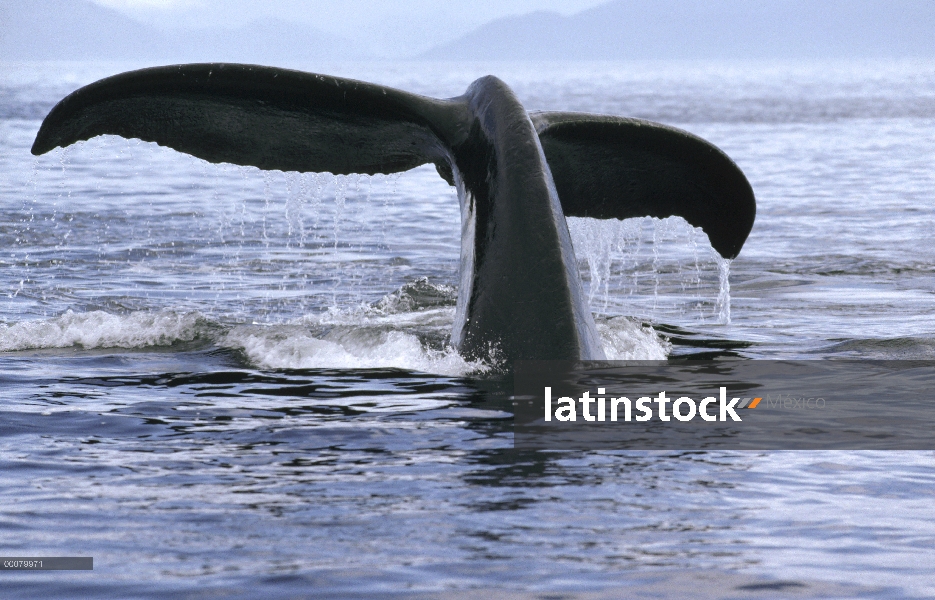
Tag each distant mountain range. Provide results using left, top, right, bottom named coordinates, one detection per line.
left=3, top=0, right=934, bottom=62
left=0, top=0, right=366, bottom=62
left=425, top=0, right=935, bottom=60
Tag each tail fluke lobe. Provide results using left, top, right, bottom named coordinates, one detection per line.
left=531, top=112, right=755, bottom=259
left=31, top=63, right=463, bottom=176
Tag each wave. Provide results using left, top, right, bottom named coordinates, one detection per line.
left=0, top=309, right=209, bottom=351
left=819, top=337, right=935, bottom=359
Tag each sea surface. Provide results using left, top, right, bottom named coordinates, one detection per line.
left=1, top=59, right=934, bottom=598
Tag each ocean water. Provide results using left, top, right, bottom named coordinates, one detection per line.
left=1, top=59, right=934, bottom=598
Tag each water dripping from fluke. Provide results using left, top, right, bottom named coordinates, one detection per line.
left=569, top=216, right=730, bottom=327
left=716, top=257, right=732, bottom=325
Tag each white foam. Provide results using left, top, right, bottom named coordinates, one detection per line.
left=217, top=281, right=485, bottom=374
left=0, top=310, right=205, bottom=351
left=597, top=317, right=670, bottom=360
left=222, top=324, right=484, bottom=376
left=0, top=305, right=669, bottom=371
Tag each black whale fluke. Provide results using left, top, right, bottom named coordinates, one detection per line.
left=530, top=112, right=755, bottom=260
left=31, top=63, right=756, bottom=364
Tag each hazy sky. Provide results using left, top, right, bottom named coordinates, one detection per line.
left=93, top=0, right=607, bottom=24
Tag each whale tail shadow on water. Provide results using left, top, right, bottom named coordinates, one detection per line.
left=31, top=64, right=755, bottom=364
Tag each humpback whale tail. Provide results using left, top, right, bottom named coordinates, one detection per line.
left=31, top=64, right=755, bottom=363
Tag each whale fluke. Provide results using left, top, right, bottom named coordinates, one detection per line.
left=532, top=112, right=755, bottom=259
left=31, top=63, right=463, bottom=176
left=32, top=63, right=756, bottom=363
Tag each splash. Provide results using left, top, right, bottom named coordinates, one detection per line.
left=596, top=316, right=670, bottom=360
left=227, top=278, right=480, bottom=375
left=222, top=325, right=480, bottom=375
left=370, top=277, right=457, bottom=314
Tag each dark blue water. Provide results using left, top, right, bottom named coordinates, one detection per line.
left=1, top=59, right=934, bottom=598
